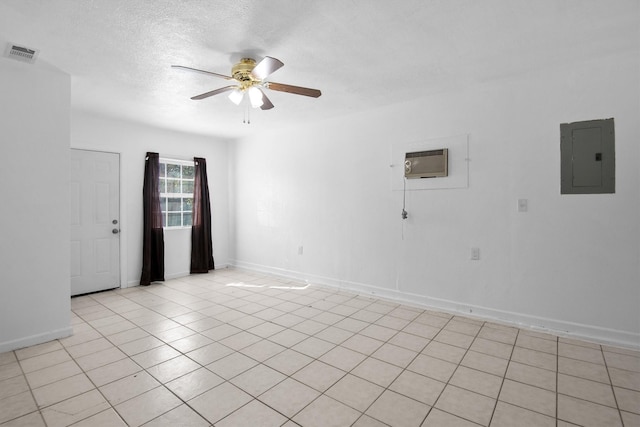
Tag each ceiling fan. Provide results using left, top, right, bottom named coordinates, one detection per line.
left=171, top=56, right=321, bottom=110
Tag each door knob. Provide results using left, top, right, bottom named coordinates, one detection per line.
left=112, top=229, right=120, bottom=234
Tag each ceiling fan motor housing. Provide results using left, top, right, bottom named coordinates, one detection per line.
left=232, top=58, right=258, bottom=88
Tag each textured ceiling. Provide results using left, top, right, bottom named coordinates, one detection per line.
left=0, top=0, right=637, bottom=139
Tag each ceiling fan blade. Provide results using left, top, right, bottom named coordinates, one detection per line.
left=190, top=85, right=237, bottom=100
left=250, top=56, right=284, bottom=80
left=259, top=89, right=275, bottom=110
left=171, top=65, right=233, bottom=80
left=267, top=82, right=322, bottom=98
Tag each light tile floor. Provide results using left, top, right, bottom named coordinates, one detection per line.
left=1, top=268, right=639, bottom=426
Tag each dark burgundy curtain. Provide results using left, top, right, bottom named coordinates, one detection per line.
left=140, top=152, right=165, bottom=285
left=190, top=157, right=215, bottom=273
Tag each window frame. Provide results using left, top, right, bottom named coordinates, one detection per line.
left=158, top=157, right=195, bottom=229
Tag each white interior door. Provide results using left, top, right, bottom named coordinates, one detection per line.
left=70, top=149, right=120, bottom=296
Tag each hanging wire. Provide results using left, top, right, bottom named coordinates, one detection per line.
left=401, top=177, right=408, bottom=240
left=396, top=176, right=408, bottom=289
left=402, top=177, right=408, bottom=220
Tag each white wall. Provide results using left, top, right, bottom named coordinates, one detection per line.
left=231, top=50, right=640, bottom=348
left=0, top=58, right=72, bottom=352
left=71, top=111, right=230, bottom=286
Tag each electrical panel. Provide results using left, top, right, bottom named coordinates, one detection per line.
left=561, top=118, right=615, bottom=194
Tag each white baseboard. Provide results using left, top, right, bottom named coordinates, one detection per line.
left=165, top=271, right=191, bottom=281
left=126, top=264, right=231, bottom=288
left=0, top=326, right=73, bottom=353
left=231, top=259, right=640, bottom=350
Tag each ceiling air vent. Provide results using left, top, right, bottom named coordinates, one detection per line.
left=4, top=43, right=39, bottom=64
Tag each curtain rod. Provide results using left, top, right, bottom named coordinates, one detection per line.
left=159, top=154, right=197, bottom=163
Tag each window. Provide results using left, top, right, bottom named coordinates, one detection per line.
left=159, top=159, right=194, bottom=228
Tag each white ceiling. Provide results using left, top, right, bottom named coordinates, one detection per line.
left=1, top=0, right=637, bottom=139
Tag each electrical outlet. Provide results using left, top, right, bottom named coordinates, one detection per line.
left=471, top=247, right=480, bottom=260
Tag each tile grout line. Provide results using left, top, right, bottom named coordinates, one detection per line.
left=69, top=298, right=165, bottom=427
left=247, top=296, right=402, bottom=426
left=89, top=283, right=255, bottom=426
left=554, top=341, right=632, bottom=423
left=151, top=277, right=326, bottom=425
left=219, top=303, right=426, bottom=425
left=10, top=350, right=48, bottom=427
left=339, top=308, right=433, bottom=426
left=125, top=276, right=370, bottom=425
left=84, top=282, right=272, bottom=426
left=71, top=291, right=218, bottom=426
left=416, top=315, right=486, bottom=427
left=489, top=332, right=566, bottom=422
left=485, top=324, right=520, bottom=427
left=204, top=284, right=390, bottom=425
left=600, top=345, right=625, bottom=426
left=17, top=326, right=111, bottom=426
left=160, top=296, right=490, bottom=425
left=20, top=330, right=127, bottom=427
left=321, top=308, right=425, bottom=426
left=555, top=338, right=560, bottom=427
left=501, top=338, right=602, bottom=422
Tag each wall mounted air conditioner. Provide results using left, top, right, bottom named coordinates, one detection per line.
left=404, top=149, right=448, bottom=178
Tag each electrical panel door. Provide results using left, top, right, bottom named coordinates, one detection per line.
left=561, top=118, right=615, bottom=194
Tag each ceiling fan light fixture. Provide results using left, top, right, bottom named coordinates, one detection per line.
left=248, top=86, right=264, bottom=108
left=228, top=89, right=244, bottom=105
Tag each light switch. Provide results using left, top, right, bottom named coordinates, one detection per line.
left=518, top=199, right=528, bottom=212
